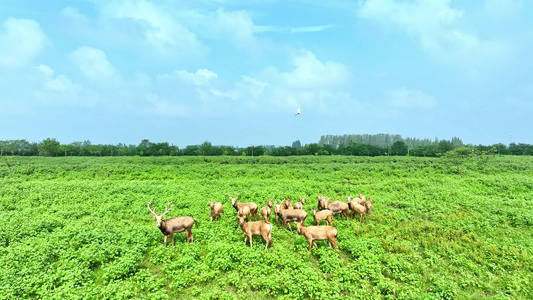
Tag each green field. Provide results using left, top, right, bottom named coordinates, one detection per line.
left=1, top=156, right=532, bottom=299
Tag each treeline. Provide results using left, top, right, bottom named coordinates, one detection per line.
left=318, top=134, right=464, bottom=149
left=1, top=137, right=533, bottom=157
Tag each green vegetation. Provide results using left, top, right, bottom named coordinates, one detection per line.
left=1, top=156, right=532, bottom=299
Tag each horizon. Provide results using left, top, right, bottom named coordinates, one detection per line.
left=1, top=1, right=532, bottom=147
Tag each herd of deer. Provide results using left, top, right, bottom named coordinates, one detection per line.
left=147, top=189, right=373, bottom=251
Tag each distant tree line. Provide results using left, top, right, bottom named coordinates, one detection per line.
left=1, top=135, right=533, bottom=157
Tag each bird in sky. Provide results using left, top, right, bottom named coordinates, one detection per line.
left=295, top=107, right=301, bottom=116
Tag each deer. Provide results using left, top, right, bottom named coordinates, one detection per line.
left=281, top=198, right=292, bottom=210
left=238, top=206, right=251, bottom=222
left=311, top=209, right=333, bottom=226
left=273, top=201, right=283, bottom=226
left=147, top=200, right=197, bottom=248
left=260, top=198, right=273, bottom=223
left=296, top=222, right=339, bottom=251
left=275, top=207, right=308, bottom=233
left=209, top=201, right=224, bottom=222
left=229, top=188, right=259, bottom=221
left=237, top=214, right=273, bottom=249
left=347, top=197, right=373, bottom=222
left=317, top=195, right=328, bottom=211
left=347, top=194, right=366, bottom=206
left=293, top=197, right=306, bottom=210
left=324, top=198, right=349, bottom=220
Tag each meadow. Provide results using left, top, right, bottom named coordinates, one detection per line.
left=0, top=155, right=532, bottom=299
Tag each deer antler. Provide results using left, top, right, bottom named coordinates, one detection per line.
left=160, top=201, right=173, bottom=218
left=147, top=201, right=158, bottom=217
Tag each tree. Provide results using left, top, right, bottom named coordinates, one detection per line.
left=38, top=138, right=61, bottom=156
left=292, top=140, right=302, bottom=148
left=438, top=140, right=455, bottom=155
left=390, top=141, right=408, bottom=156
left=199, top=141, right=213, bottom=156
left=475, top=147, right=496, bottom=175
left=443, top=146, right=473, bottom=179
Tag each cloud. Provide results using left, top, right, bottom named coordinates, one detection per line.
left=281, top=49, right=353, bottom=89
left=61, top=6, right=89, bottom=23
left=0, top=18, right=48, bottom=68
left=290, top=24, right=334, bottom=33
left=387, top=87, right=437, bottom=108
left=358, top=0, right=508, bottom=66
left=161, top=69, right=218, bottom=86
left=96, top=0, right=206, bottom=59
left=69, top=46, right=121, bottom=85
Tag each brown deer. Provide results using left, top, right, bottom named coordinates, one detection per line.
left=311, top=209, right=333, bottom=226
left=209, top=201, right=224, bottom=222
left=237, top=215, right=273, bottom=249
left=293, top=197, right=306, bottom=210
left=229, top=188, right=259, bottom=221
left=317, top=195, right=328, bottom=211
left=281, top=198, right=292, bottom=210
left=238, top=206, right=251, bottom=222
left=347, top=194, right=366, bottom=206
left=147, top=201, right=197, bottom=248
left=347, top=197, right=373, bottom=222
left=324, top=198, right=349, bottom=220
left=260, top=198, right=273, bottom=223
left=296, top=222, right=339, bottom=251
left=275, top=208, right=308, bottom=232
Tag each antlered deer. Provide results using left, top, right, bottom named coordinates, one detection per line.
left=209, top=201, right=224, bottom=222
left=237, top=215, right=273, bottom=249
left=147, top=201, right=197, bottom=248
left=229, top=188, right=259, bottom=221
left=296, top=222, right=339, bottom=251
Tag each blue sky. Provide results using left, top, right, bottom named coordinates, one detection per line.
left=1, top=0, right=532, bottom=147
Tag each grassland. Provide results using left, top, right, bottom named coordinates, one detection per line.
left=0, top=155, right=532, bottom=299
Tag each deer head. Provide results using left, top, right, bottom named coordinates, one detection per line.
left=147, top=200, right=173, bottom=228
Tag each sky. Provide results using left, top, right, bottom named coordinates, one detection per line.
left=1, top=0, right=532, bottom=148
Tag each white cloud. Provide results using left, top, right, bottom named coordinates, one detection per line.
left=387, top=87, right=437, bottom=108
left=175, top=69, right=218, bottom=86
left=0, top=18, right=48, bottom=68
left=358, top=0, right=508, bottom=66
left=37, top=64, right=54, bottom=77
left=61, top=6, right=89, bottom=23
left=69, top=46, right=121, bottom=85
left=96, top=0, right=206, bottom=58
left=211, top=8, right=256, bottom=47
left=237, top=76, right=268, bottom=98
left=281, top=49, right=353, bottom=89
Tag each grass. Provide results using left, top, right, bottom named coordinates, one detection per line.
left=0, top=155, right=532, bottom=299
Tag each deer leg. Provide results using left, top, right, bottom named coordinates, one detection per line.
left=170, top=233, right=175, bottom=247
left=308, top=239, right=313, bottom=251
left=249, top=234, right=253, bottom=248
left=163, top=235, right=168, bottom=248
left=331, top=239, right=339, bottom=249
left=313, top=241, right=319, bottom=249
